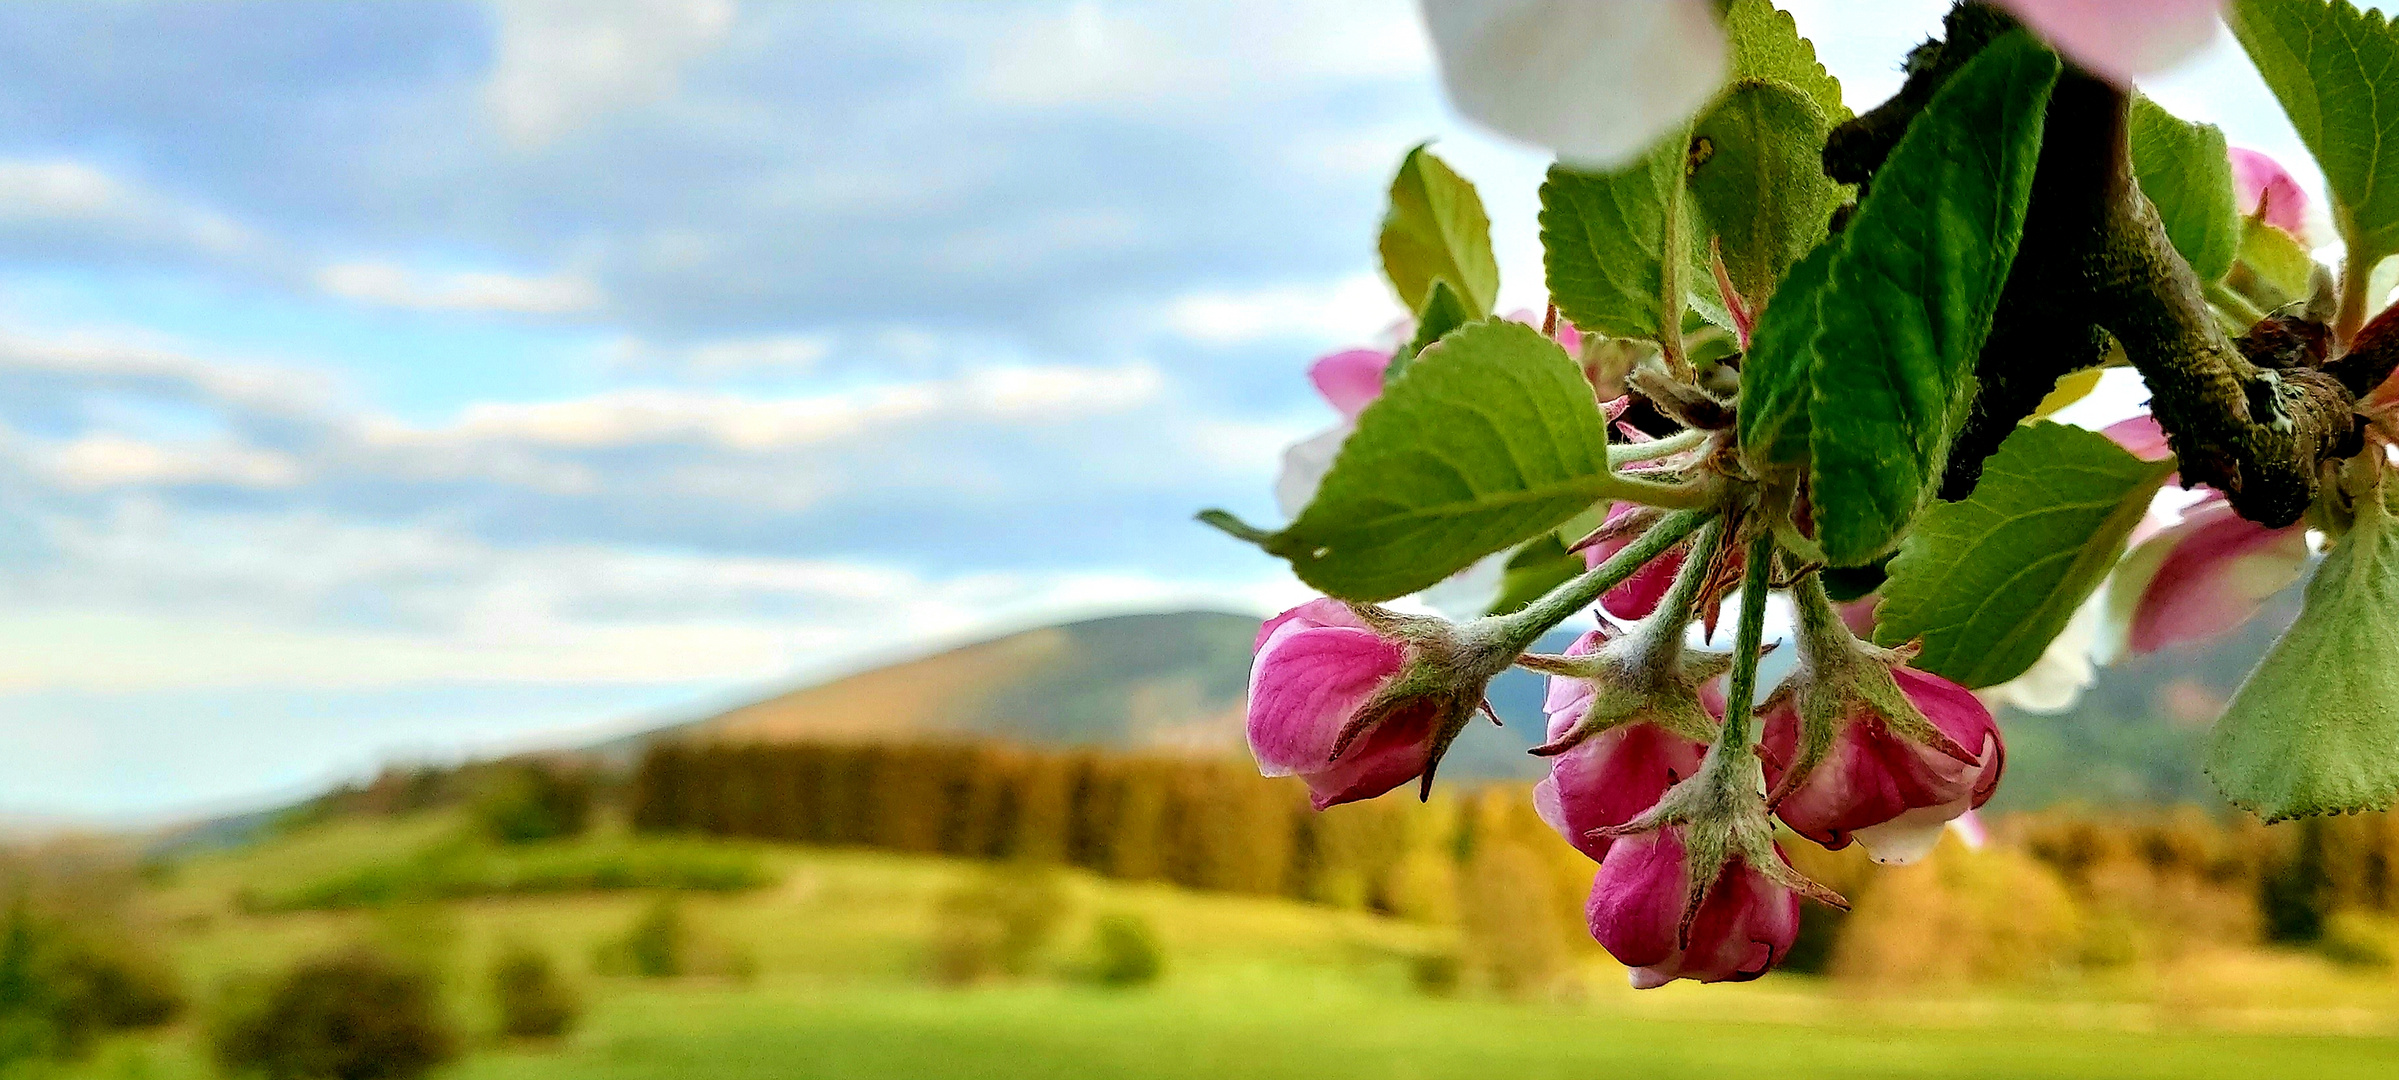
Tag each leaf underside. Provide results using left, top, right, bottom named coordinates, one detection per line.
left=1875, top=422, right=2173, bottom=688
left=1542, top=133, right=1688, bottom=343
left=2207, top=489, right=2399, bottom=821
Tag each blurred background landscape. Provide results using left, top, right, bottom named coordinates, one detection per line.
left=4, top=2, right=2399, bottom=1078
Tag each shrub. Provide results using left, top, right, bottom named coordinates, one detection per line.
left=2318, top=912, right=2399, bottom=969
left=473, top=763, right=594, bottom=845
left=1408, top=950, right=1463, bottom=996
left=490, top=944, right=580, bottom=1039
left=1083, top=913, right=1165, bottom=987
left=0, top=897, right=183, bottom=1065
left=620, top=896, right=685, bottom=979
left=1833, top=841, right=2082, bottom=987
left=1455, top=840, right=1568, bottom=997
left=210, top=948, right=456, bottom=1080
left=927, top=866, right=1067, bottom=985
left=592, top=894, right=755, bottom=982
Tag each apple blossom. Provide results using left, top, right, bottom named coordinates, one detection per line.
left=1761, top=664, right=2004, bottom=864
left=1419, top=0, right=2221, bottom=172
left=1585, top=825, right=1803, bottom=987
left=1532, top=628, right=1709, bottom=861
left=2230, top=146, right=2309, bottom=240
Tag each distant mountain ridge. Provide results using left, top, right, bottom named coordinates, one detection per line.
left=634, top=609, right=1567, bottom=782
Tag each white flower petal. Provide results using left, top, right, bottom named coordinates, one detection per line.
left=1274, top=424, right=1351, bottom=518
left=1974, top=593, right=2102, bottom=714
left=1416, top=549, right=1509, bottom=620
left=1421, top=0, right=1728, bottom=169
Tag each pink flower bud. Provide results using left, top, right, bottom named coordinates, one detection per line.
left=2101, top=413, right=2173, bottom=463
left=1246, top=599, right=1429, bottom=809
left=2229, top=147, right=2309, bottom=240
left=1760, top=667, right=2003, bottom=864
left=1533, top=630, right=1709, bottom=861
left=1586, top=826, right=1802, bottom=988
left=2115, top=495, right=2309, bottom=655
left=1308, top=348, right=1391, bottom=421
left=1579, top=504, right=1688, bottom=621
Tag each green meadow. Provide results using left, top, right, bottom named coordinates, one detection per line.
left=22, top=808, right=2399, bottom=1080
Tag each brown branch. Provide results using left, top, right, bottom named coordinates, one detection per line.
left=1831, top=3, right=2363, bottom=527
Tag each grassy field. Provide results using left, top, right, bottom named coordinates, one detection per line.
left=41, top=811, right=2399, bottom=1080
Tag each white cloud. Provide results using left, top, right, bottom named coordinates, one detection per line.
left=607, top=332, right=834, bottom=376
left=389, top=362, right=1164, bottom=450
left=0, top=506, right=1286, bottom=692
left=0, top=158, right=257, bottom=256
left=43, top=434, right=304, bottom=490
left=980, top=0, right=1427, bottom=109
left=318, top=260, right=604, bottom=314
left=484, top=0, right=737, bottom=149
left=0, top=331, right=337, bottom=419
left=1166, top=272, right=1399, bottom=346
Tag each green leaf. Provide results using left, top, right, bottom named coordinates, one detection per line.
left=1721, top=0, right=1848, bottom=123
left=1484, top=533, right=1586, bottom=617
left=1391, top=279, right=1473, bottom=382
left=1688, top=79, right=1845, bottom=304
left=2230, top=0, right=2399, bottom=270
left=1806, top=33, right=2059, bottom=565
left=1735, top=237, right=1836, bottom=466
left=2207, top=487, right=2399, bottom=821
left=1542, top=133, right=1690, bottom=343
left=1874, top=422, right=2174, bottom=688
left=1200, top=321, right=1633, bottom=601
left=1380, top=146, right=1500, bottom=316
left=2129, top=94, right=2242, bottom=283
left=2231, top=215, right=2318, bottom=308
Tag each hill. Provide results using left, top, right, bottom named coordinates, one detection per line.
left=628, top=609, right=1564, bottom=781
left=657, top=611, right=1261, bottom=753
left=633, top=581, right=2313, bottom=805
left=1991, top=584, right=2301, bottom=811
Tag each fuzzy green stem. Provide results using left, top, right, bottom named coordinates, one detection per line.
left=1607, top=429, right=1708, bottom=468
left=2338, top=240, right=2376, bottom=348
left=1602, top=471, right=1719, bottom=511
left=2204, top=281, right=2267, bottom=330
left=1712, top=532, right=1779, bottom=761
left=1491, top=510, right=1710, bottom=654
left=1785, top=569, right=1855, bottom=656
left=1627, top=516, right=1727, bottom=662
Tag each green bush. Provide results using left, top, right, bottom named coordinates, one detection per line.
left=2317, top=912, right=2399, bottom=969
left=1083, top=913, right=1165, bottom=988
left=210, top=948, right=456, bottom=1080
left=472, top=764, right=595, bottom=845
left=927, top=866, right=1066, bottom=985
left=0, top=900, right=183, bottom=1065
left=621, top=896, right=686, bottom=979
left=490, top=944, right=580, bottom=1039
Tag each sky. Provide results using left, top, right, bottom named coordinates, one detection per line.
left=0, top=0, right=2358, bottom=821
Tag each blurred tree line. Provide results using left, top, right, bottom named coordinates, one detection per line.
left=627, top=740, right=2399, bottom=989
